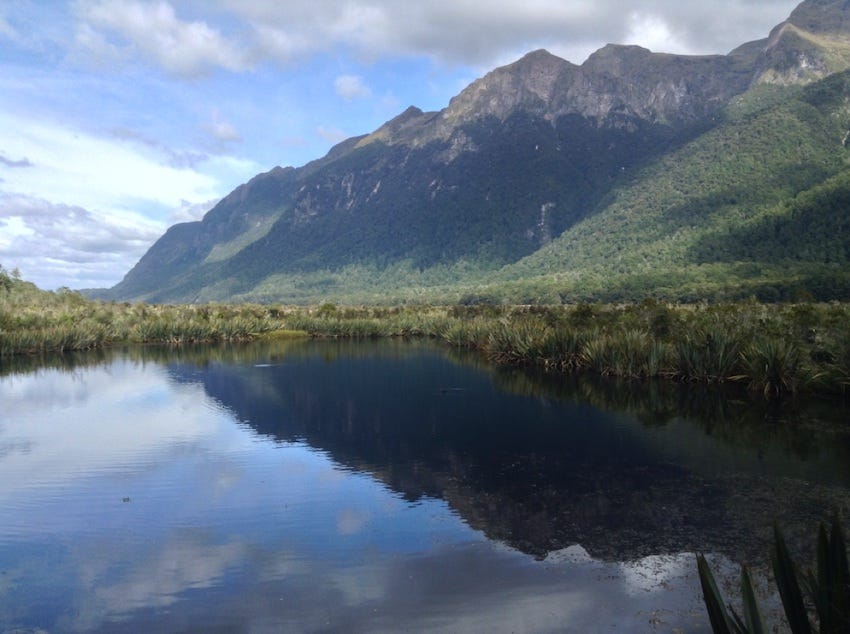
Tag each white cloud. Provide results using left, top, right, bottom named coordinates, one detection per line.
left=75, top=0, right=250, bottom=76
left=0, top=110, right=220, bottom=212
left=0, top=110, right=254, bottom=289
left=250, top=23, right=319, bottom=63
left=335, top=74, right=372, bottom=102
left=316, top=125, right=348, bottom=145
left=72, top=21, right=125, bottom=67
left=625, top=12, right=685, bottom=54
left=209, top=118, right=241, bottom=143
left=0, top=193, right=163, bottom=289
left=219, top=0, right=799, bottom=67
left=107, top=127, right=210, bottom=170
left=202, top=110, right=243, bottom=154
left=168, top=198, right=220, bottom=224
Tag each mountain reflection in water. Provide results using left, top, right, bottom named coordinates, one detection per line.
left=165, top=339, right=850, bottom=564
left=0, top=338, right=848, bottom=632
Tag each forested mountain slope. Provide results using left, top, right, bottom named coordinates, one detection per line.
left=100, top=0, right=850, bottom=304
left=496, top=72, right=850, bottom=303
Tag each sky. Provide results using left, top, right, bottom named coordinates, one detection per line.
left=0, top=0, right=800, bottom=291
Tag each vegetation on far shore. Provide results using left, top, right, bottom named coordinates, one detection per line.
left=3, top=265, right=850, bottom=399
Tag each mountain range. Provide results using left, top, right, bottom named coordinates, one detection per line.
left=100, top=0, right=850, bottom=304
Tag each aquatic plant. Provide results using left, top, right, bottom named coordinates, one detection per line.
left=578, top=329, right=662, bottom=378
left=697, top=554, right=766, bottom=633
left=698, top=517, right=850, bottom=633
left=485, top=317, right=551, bottom=365
left=740, top=338, right=807, bottom=397
left=676, top=328, right=741, bottom=383
left=539, top=327, right=586, bottom=371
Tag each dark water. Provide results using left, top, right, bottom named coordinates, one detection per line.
left=1, top=339, right=850, bottom=633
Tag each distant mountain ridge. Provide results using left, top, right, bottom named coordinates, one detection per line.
left=100, top=0, right=850, bottom=304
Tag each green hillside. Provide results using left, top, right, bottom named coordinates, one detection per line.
left=491, top=73, right=850, bottom=303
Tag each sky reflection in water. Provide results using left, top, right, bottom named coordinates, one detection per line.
left=1, top=341, right=848, bottom=632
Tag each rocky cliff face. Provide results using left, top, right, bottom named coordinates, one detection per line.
left=750, top=0, right=850, bottom=84
left=788, top=0, right=850, bottom=34
left=366, top=45, right=753, bottom=145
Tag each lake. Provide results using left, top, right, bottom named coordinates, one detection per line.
left=2, top=338, right=849, bottom=633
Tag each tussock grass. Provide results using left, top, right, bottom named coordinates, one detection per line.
left=0, top=266, right=296, bottom=355
left=277, top=300, right=845, bottom=398
left=4, top=266, right=850, bottom=399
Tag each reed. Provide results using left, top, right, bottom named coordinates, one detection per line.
left=485, top=317, right=551, bottom=365
left=441, top=318, right=489, bottom=348
left=740, top=337, right=808, bottom=397
left=0, top=277, right=295, bottom=355
left=579, top=334, right=617, bottom=376
left=539, top=327, right=586, bottom=371
left=4, top=264, right=850, bottom=399
left=578, top=329, right=666, bottom=378
left=676, top=329, right=742, bottom=383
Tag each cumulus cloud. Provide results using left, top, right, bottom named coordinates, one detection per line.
left=0, top=110, right=245, bottom=289
left=221, top=0, right=797, bottom=68
left=625, top=12, right=684, bottom=54
left=334, top=75, right=372, bottom=102
left=75, top=0, right=250, bottom=76
left=67, top=1, right=798, bottom=74
left=0, top=110, right=220, bottom=214
left=0, top=193, right=163, bottom=289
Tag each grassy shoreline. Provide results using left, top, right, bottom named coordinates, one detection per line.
left=3, top=268, right=850, bottom=399
left=286, top=301, right=850, bottom=398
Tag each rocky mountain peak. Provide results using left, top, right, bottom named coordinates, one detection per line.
left=748, top=0, right=850, bottom=84
left=787, top=0, right=850, bottom=34
left=438, top=49, right=576, bottom=127
left=355, top=105, right=435, bottom=147
left=580, top=44, right=655, bottom=74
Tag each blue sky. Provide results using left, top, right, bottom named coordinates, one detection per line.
left=0, top=0, right=799, bottom=290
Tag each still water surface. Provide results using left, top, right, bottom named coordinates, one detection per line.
left=2, top=339, right=850, bottom=632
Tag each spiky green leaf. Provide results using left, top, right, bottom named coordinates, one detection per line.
left=740, top=565, right=767, bottom=634
left=697, top=554, right=737, bottom=634
left=771, top=524, right=813, bottom=634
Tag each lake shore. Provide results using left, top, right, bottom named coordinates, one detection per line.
left=4, top=265, right=850, bottom=398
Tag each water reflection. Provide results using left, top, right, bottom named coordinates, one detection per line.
left=0, top=340, right=848, bottom=632
left=163, top=339, right=850, bottom=563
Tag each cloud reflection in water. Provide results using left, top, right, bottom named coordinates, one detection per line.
left=0, top=347, right=805, bottom=632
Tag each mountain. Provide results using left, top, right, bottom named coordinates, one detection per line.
left=102, top=0, right=850, bottom=304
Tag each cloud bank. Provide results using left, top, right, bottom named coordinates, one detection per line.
left=73, top=0, right=798, bottom=74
